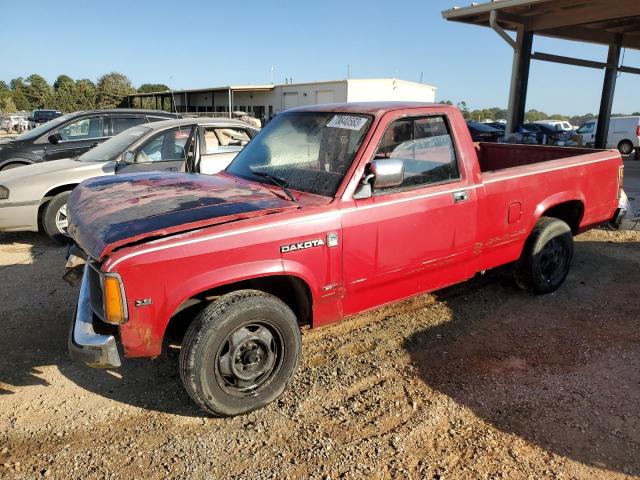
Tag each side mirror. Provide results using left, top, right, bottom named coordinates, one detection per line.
left=48, top=133, right=62, bottom=145
left=352, top=158, right=404, bottom=200
left=122, top=151, right=135, bottom=163
left=370, top=158, right=404, bottom=189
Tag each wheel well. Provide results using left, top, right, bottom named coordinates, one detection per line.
left=542, top=200, right=584, bottom=234
left=37, top=184, right=78, bottom=230
left=0, top=160, right=30, bottom=170
left=165, top=275, right=313, bottom=345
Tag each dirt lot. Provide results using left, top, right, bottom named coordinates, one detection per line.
left=0, top=228, right=639, bottom=479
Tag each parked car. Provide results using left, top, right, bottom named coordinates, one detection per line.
left=0, top=118, right=257, bottom=241
left=577, top=116, right=640, bottom=155
left=466, top=121, right=504, bottom=142
left=0, top=109, right=180, bottom=171
left=488, top=123, right=539, bottom=144
left=524, top=122, right=573, bottom=146
left=65, top=102, right=624, bottom=416
left=31, top=109, right=63, bottom=125
left=534, top=120, right=575, bottom=133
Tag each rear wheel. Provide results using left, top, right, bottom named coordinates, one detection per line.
left=179, top=290, right=301, bottom=417
left=514, top=217, right=573, bottom=294
left=617, top=140, right=634, bottom=156
left=43, top=191, right=71, bottom=244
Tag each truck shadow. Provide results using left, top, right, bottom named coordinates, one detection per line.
left=0, top=231, right=200, bottom=416
left=403, top=239, right=640, bottom=475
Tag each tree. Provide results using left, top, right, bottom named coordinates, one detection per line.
left=137, top=83, right=169, bottom=93
left=457, top=101, right=470, bottom=119
left=96, top=72, right=135, bottom=108
left=9, top=78, right=30, bottom=111
left=0, top=96, right=16, bottom=113
left=24, top=74, right=54, bottom=109
left=53, top=74, right=77, bottom=112
left=74, top=79, right=97, bottom=110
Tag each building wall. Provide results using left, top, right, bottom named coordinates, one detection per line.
left=346, top=78, right=437, bottom=103
left=273, top=81, right=348, bottom=112
left=142, top=78, right=437, bottom=118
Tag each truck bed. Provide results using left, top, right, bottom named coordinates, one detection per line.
left=475, top=143, right=598, bottom=172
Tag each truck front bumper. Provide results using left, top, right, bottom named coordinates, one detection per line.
left=68, top=265, right=121, bottom=368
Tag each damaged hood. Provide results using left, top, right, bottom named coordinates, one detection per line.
left=67, top=172, right=296, bottom=260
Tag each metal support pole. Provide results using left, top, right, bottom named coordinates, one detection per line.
left=595, top=40, right=622, bottom=149
left=506, top=25, right=533, bottom=134
left=228, top=89, right=232, bottom=118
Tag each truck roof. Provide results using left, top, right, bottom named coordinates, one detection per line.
left=289, top=101, right=447, bottom=115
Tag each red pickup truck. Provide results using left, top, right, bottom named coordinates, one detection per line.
left=66, top=103, right=625, bottom=416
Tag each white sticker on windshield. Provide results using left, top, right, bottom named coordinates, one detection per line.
left=326, top=115, right=367, bottom=131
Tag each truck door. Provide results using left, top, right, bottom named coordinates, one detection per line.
left=341, top=114, right=478, bottom=315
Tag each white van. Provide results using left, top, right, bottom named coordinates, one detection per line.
left=577, top=116, right=640, bottom=155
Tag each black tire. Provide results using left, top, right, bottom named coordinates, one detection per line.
left=514, top=217, right=573, bottom=294
left=179, top=290, right=301, bottom=417
left=617, top=140, right=634, bottom=156
left=42, top=191, right=71, bottom=244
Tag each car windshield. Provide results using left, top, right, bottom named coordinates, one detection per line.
left=77, top=126, right=152, bottom=162
left=226, top=111, right=372, bottom=197
left=14, top=112, right=77, bottom=140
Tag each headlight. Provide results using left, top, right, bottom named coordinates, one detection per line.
left=0, top=186, right=8, bottom=200
left=103, top=274, right=128, bottom=324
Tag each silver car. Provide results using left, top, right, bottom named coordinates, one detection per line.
left=0, top=118, right=258, bottom=241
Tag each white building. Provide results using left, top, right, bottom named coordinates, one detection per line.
left=127, top=78, right=437, bottom=121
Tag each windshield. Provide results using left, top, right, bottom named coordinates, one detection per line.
left=15, top=112, right=77, bottom=140
left=227, top=112, right=372, bottom=197
left=78, top=126, right=152, bottom=162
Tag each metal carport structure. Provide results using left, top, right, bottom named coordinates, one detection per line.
left=442, top=0, right=640, bottom=148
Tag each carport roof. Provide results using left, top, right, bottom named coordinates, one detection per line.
left=442, top=0, right=640, bottom=50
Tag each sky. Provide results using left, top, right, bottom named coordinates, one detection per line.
left=1, top=0, right=638, bottom=116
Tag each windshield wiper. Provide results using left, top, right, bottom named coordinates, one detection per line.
left=251, top=170, right=298, bottom=203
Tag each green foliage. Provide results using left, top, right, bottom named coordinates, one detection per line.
left=0, top=95, right=16, bottom=113
left=53, top=75, right=77, bottom=112
left=24, top=74, right=54, bottom=110
left=137, top=83, right=170, bottom=93
left=74, top=79, right=98, bottom=111
left=96, top=72, right=135, bottom=109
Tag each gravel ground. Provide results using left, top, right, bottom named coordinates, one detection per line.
left=0, top=228, right=638, bottom=479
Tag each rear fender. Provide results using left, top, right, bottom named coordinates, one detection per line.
left=533, top=191, right=585, bottom=230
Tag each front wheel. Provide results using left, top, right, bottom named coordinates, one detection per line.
left=43, top=191, right=71, bottom=244
left=514, top=217, right=574, bottom=294
left=179, top=290, right=302, bottom=417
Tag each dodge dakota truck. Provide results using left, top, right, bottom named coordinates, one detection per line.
left=66, top=102, right=625, bottom=416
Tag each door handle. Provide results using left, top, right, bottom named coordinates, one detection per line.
left=168, top=167, right=178, bottom=171
left=453, top=190, right=468, bottom=203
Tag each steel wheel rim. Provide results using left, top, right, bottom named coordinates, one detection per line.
left=539, top=237, right=568, bottom=283
left=214, top=321, right=284, bottom=398
left=55, top=204, right=69, bottom=235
